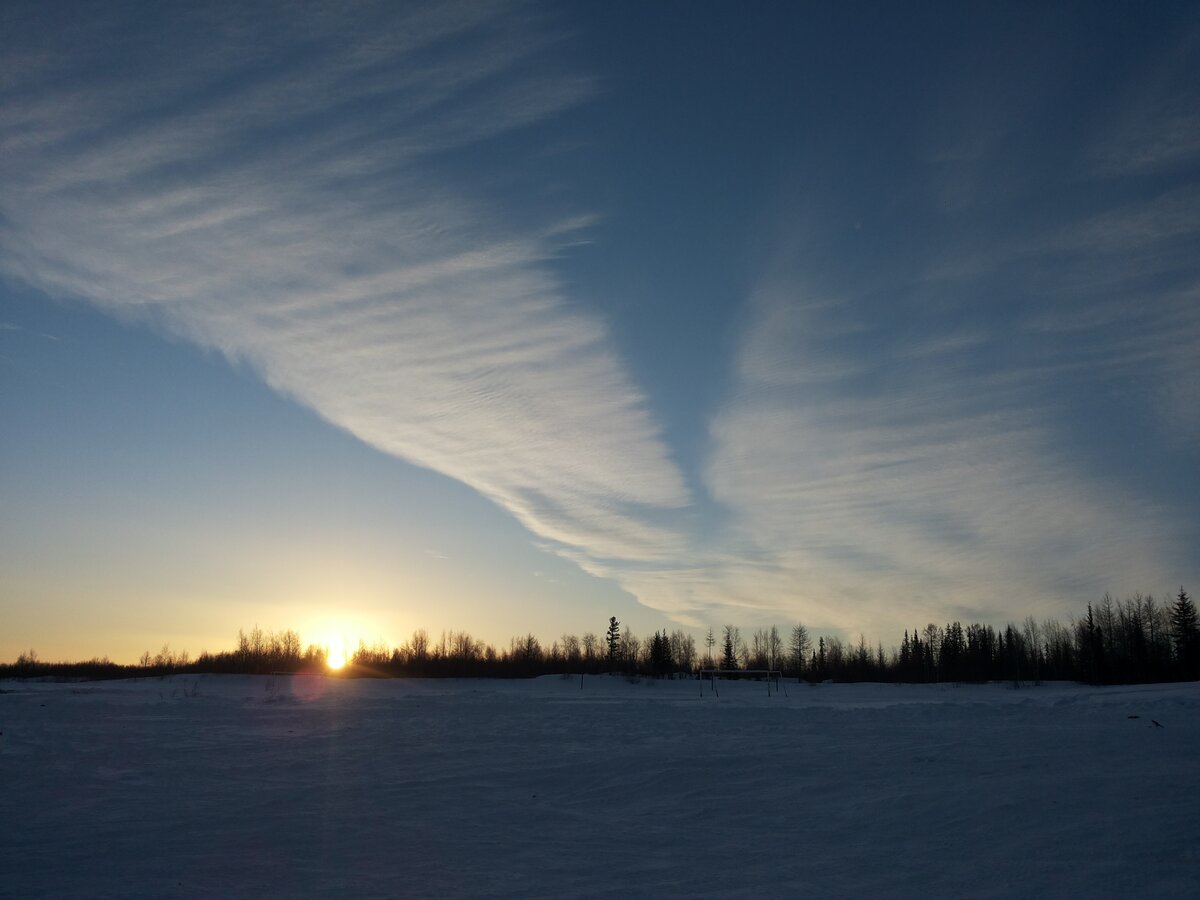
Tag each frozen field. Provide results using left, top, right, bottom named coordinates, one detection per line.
left=2, top=675, right=1197, bottom=898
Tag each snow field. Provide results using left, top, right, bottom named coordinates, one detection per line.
left=2, top=676, right=1197, bottom=898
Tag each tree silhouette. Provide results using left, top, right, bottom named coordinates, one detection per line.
left=8, top=583, right=1199, bottom=685
left=649, top=630, right=672, bottom=676
left=581, top=632, right=599, bottom=670
left=1171, top=587, right=1198, bottom=679
left=721, top=625, right=737, bottom=670
left=605, top=617, right=621, bottom=671
left=790, top=623, right=810, bottom=682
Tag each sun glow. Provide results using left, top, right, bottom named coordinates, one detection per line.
left=326, top=637, right=346, bottom=671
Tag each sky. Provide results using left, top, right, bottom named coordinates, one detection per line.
left=2, top=0, right=1198, bottom=664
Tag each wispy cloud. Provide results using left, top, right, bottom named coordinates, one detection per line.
left=681, top=64, right=1200, bottom=634
left=684, top=72, right=1200, bottom=635
left=4, top=2, right=1194, bottom=640
left=1088, top=26, right=1200, bottom=178
left=697, top=272, right=1184, bottom=638
left=0, top=2, right=689, bottom=572
left=0, top=321, right=59, bottom=342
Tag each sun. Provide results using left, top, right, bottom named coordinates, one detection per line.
left=325, top=637, right=347, bottom=671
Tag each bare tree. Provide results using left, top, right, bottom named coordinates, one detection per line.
left=561, top=633, right=581, bottom=668
left=922, top=624, right=940, bottom=680
left=790, top=624, right=810, bottom=681
left=581, top=632, right=599, bottom=667
left=1099, top=593, right=1117, bottom=660
left=826, top=636, right=845, bottom=676
left=671, top=630, right=696, bottom=674
left=750, top=628, right=769, bottom=669
left=1022, top=615, right=1042, bottom=684
left=450, top=630, right=482, bottom=661
left=663, top=629, right=695, bottom=674
left=767, top=626, right=784, bottom=671
left=511, top=633, right=542, bottom=664
left=409, top=629, right=429, bottom=661
left=620, top=626, right=640, bottom=672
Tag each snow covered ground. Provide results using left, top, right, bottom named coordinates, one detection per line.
left=2, top=675, right=1197, bottom=898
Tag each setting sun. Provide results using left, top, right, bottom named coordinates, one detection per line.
left=326, top=637, right=346, bottom=671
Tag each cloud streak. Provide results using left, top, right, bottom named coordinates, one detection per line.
left=688, top=83, right=1200, bottom=636
left=3, top=3, right=1194, bottom=640
left=702, top=280, right=1180, bottom=634
left=1, top=1, right=690, bottom=572
left=1088, top=26, right=1200, bottom=178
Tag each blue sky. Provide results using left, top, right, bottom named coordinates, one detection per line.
left=2, top=1, right=1198, bottom=662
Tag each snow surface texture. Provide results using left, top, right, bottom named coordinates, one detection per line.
left=1, top=676, right=1197, bottom=898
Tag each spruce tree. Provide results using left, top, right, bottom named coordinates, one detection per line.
left=605, top=617, right=621, bottom=671
left=1170, top=587, right=1198, bottom=679
left=721, top=626, right=737, bottom=670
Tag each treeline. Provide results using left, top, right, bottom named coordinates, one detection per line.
left=330, top=623, right=698, bottom=679
left=3, top=588, right=1196, bottom=685
left=728, top=588, right=1199, bottom=686
left=0, top=624, right=692, bottom=681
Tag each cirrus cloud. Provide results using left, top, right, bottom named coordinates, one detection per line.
left=0, top=0, right=691, bottom=574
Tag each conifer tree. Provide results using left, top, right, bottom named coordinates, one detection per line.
left=605, top=617, right=621, bottom=671
left=1170, top=587, right=1198, bottom=679
left=649, top=630, right=672, bottom=676
left=721, top=625, right=737, bottom=670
